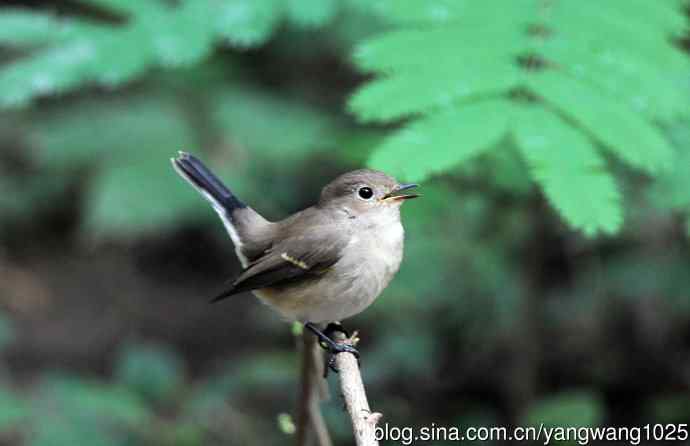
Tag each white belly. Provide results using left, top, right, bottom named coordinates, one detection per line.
left=255, top=221, right=405, bottom=323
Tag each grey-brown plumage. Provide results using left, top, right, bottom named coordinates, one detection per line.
left=171, top=152, right=418, bottom=323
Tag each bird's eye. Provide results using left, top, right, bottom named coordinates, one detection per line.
left=358, top=186, right=374, bottom=200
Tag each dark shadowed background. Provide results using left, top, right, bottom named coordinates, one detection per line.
left=0, top=1, right=689, bottom=445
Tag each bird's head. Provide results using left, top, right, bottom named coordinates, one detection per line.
left=318, top=169, right=419, bottom=219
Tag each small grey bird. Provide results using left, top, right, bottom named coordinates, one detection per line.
left=171, top=152, right=418, bottom=357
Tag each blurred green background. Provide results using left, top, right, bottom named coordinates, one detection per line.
left=1, top=0, right=689, bottom=445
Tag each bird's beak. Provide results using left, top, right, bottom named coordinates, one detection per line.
left=382, top=183, right=420, bottom=201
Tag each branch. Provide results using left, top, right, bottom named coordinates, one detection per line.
left=333, top=332, right=382, bottom=446
left=296, top=328, right=332, bottom=446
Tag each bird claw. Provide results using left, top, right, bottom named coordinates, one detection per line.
left=324, top=341, right=360, bottom=376
left=304, top=322, right=361, bottom=377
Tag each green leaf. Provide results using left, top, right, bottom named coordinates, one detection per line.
left=349, top=63, right=520, bottom=123
left=352, top=26, right=522, bottom=74
left=529, top=69, right=674, bottom=175
left=350, top=0, right=686, bottom=235
left=0, top=0, right=346, bottom=107
left=0, top=9, right=69, bottom=47
left=115, top=343, right=185, bottom=404
left=349, top=0, right=465, bottom=25
left=150, top=2, right=216, bottom=67
left=536, top=2, right=689, bottom=120
left=367, top=100, right=512, bottom=182
left=80, top=0, right=163, bottom=17
left=524, top=391, right=604, bottom=428
left=0, top=3, right=215, bottom=107
left=348, top=22, right=526, bottom=123
left=0, top=40, right=104, bottom=108
left=286, top=0, right=338, bottom=28
left=215, top=0, right=282, bottom=47
left=513, top=105, right=622, bottom=236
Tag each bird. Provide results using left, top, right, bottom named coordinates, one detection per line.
left=171, top=151, right=418, bottom=361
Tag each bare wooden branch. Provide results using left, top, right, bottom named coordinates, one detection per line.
left=333, top=332, right=382, bottom=446
left=296, top=328, right=332, bottom=446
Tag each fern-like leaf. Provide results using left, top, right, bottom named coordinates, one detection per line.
left=347, top=0, right=464, bottom=25
left=0, top=8, right=75, bottom=47
left=286, top=0, right=338, bottom=28
left=349, top=62, right=521, bottom=123
left=0, top=0, right=346, bottom=107
left=215, top=0, right=282, bottom=47
left=81, top=0, right=161, bottom=16
left=368, top=100, right=512, bottom=181
left=513, top=105, right=622, bottom=236
left=531, top=71, right=674, bottom=174
left=350, top=0, right=688, bottom=236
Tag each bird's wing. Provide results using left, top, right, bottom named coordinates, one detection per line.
left=212, top=231, right=347, bottom=302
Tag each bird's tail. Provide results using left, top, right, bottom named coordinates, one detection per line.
left=171, top=151, right=246, bottom=213
left=172, top=151, right=271, bottom=268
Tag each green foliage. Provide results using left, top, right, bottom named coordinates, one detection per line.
left=29, top=92, right=203, bottom=236
left=276, top=412, right=296, bottom=435
left=0, top=0, right=379, bottom=239
left=286, top=0, right=338, bottom=28
left=21, top=68, right=346, bottom=238
left=0, top=8, right=80, bottom=47
left=368, top=100, right=512, bottom=181
left=348, top=0, right=465, bottom=25
left=1, top=2, right=688, bottom=445
left=115, top=342, right=186, bottom=404
left=0, top=386, right=28, bottom=432
left=513, top=105, right=622, bottom=236
left=350, top=0, right=688, bottom=236
left=524, top=391, right=604, bottom=428
left=367, top=180, right=526, bottom=338
left=29, top=374, right=150, bottom=446
left=211, top=86, right=338, bottom=161
left=0, top=0, right=348, bottom=108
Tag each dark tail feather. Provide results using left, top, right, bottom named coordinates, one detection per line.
left=210, top=287, right=237, bottom=303
left=172, top=151, right=246, bottom=212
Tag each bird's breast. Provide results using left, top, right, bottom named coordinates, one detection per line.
left=345, top=220, right=405, bottom=292
left=253, top=220, right=405, bottom=323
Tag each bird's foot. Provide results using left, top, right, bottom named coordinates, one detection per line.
left=323, top=322, right=349, bottom=344
left=304, top=322, right=360, bottom=376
